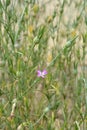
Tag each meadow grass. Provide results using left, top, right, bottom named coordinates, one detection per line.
left=0, top=0, right=87, bottom=130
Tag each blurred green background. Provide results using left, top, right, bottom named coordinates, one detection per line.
left=0, top=0, right=87, bottom=129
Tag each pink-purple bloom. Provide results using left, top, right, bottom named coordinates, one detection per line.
left=37, top=69, right=47, bottom=78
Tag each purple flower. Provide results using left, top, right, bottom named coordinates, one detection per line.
left=37, top=69, right=47, bottom=78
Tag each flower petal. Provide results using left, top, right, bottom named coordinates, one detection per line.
left=37, top=70, right=41, bottom=77
left=37, top=69, right=47, bottom=78
left=42, top=70, right=47, bottom=75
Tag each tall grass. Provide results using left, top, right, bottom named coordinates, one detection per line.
left=0, top=0, right=87, bottom=130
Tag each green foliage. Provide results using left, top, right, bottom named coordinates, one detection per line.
left=0, top=0, right=87, bottom=129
